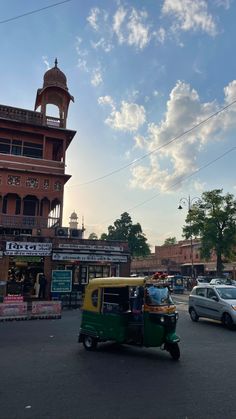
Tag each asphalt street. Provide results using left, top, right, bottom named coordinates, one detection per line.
left=0, top=296, right=236, bottom=419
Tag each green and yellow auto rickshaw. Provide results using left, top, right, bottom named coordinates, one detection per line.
left=78, top=277, right=180, bottom=360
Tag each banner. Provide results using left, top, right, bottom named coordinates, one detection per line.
left=31, top=301, right=61, bottom=315
left=0, top=303, right=27, bottom=317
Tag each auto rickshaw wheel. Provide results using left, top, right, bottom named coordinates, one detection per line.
left=83, top=335, right=98, bottom=351
left=168, top=343, right=180, bottom=361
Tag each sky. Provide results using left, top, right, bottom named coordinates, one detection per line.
left=1, top=0, right=236, bottom=250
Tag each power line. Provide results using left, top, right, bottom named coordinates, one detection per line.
left=0, top=0, right=72, bottom=25
left=100, top=146, right=236, bottom=225
left=70, top=98, right=236, bottom=188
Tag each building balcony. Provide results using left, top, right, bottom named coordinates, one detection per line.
left=0, top=104, right=63, bottom=128
left=0, top=214, right=59, bottom=229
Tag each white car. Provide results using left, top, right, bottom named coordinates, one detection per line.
left=196, top=276, right=212, bottom=285
left=189, top=285, right=236, bottom=328
left=210, top=278, right=236, bottom=286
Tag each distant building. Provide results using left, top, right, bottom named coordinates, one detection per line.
left=131, top=239, right=236, bottom=278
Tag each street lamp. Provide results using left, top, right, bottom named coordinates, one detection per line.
left=178, top=195, right=201, bottom=279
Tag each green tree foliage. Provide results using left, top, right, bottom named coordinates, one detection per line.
left=182, top=189, right=236, bottom=277
left=164, top=237, right=177, bottom=245
left=100, top=212, right=151, bottom=257
left=88, top=232, right=98, bottom=240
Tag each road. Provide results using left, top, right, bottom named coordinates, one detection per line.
left=0, top=297, right=236, bottom=419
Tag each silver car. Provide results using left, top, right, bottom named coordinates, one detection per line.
left=189, top=285, right=236, bottom=328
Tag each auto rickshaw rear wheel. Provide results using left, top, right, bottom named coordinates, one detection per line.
left=167, top=343, right=180, bottom=361
left=83, top=335, right=98, bottom=351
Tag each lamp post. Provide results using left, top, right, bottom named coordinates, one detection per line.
left=178, top=195, right=201, bottom=279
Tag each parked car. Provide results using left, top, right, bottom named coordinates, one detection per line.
left=196, top=276, right=212, bottom=285
left=210, top=278, right=236, bottom=286
left=189, top=284, right=236, bottom=328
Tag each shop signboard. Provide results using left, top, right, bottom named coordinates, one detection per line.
left=0, top=302, right=27, bottom=317
left=5, top=242, right=52, bottom=256
left=51, top=270, right=72, bottom=293
left=31, top=301, right=61, bottom=315
left=58, top=244, right=124, bottom=251
left=52, top=253, right=128, bottom=263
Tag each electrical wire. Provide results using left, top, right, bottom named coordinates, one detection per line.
left=0, top=0, right=72, bottom=25
left=69, top=98, right=236, bottom=188
left=100, top=146, right=236, bottom=225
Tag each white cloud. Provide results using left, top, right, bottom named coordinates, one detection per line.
left=224, top=80, right=236, bottom=104
left=154, top=27, right=166, bottom=44
left=105, top=101, right=146, bottom=132
left=162, top=0, right=218, bottom=36
left=42, top=56, right=50, bottom=70
left=87, top=7, right=100, bottom=31
left=113, top=6, right=151, bottom=49
left=76, top=37, right=89, bottom=72
left=113, top=6, right=127, bottom=44
left=193, top=180, right=207, bottom=193
left=91, top=68, right=103, bottom=86
left=129, top=80, right=236, bottom=192
left=134, top=135, right=147, bottom=149
left=214, top=0, right=232, bottom=9
left=98, top=95, right=115, bottom=110
left=91, top=37, right=113, bottom=52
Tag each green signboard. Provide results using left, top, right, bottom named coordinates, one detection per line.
left=51, top=270, right=72, bottom=293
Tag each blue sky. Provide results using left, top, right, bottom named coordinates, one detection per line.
left=1, top=0, right=236, bottom=249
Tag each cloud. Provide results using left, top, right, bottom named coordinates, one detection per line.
left=214, top=0, right=232, bottom=9
left=76, top=37, right=89, bottom=72
left=153, top=27, right=166, bottom=44
left=162, top=0, right=218, bottom=36
left=113, top=6, right=151, bottom=49
left=104, top=101, right=146, bottom=132
left=91, top=37, right=113, bottom=52
left=91, top=68, right=103, bottom=86
left=98, top=95, right=115, bottom=110
left=42, top=56, right=50, bottom=70
left=87, top=7, right=100, bottom=31
left=87, top=7, right=113, bottom=52
left=134, top=135, right=147, bottom=149
left=129, top=79, right=236, bottom=192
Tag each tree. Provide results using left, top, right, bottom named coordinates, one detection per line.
left=100, top=212, right=151, bottom=257
left=182, top=189, right=236, bottom=277
left=164, top=237, right=177, bottom=245
left=88, top=232, right=98, bottom=240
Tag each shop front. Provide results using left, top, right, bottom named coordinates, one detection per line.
left=51, top=242, right=130, bottom=293
left=3, top=241, right=52, bottom=299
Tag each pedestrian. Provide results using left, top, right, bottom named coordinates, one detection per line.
left=38, top=273, right=47, bottom=299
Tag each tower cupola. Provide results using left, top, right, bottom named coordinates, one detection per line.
left=34, top=59, right=74, bottom=128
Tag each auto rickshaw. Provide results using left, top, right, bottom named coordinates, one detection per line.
left=78, top=277, right=180, bottom=360
left=167, top=275, right=184, bottom=294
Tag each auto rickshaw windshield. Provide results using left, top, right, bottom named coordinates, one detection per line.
left=146, top=285, right=174, bottom=306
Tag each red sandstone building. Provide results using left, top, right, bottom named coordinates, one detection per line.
left=0, top=61, right=130, bottom=300
left=131, top=239, right=236, bottom=279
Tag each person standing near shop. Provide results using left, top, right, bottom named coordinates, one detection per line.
left=38, top=273, right=47, bottom=299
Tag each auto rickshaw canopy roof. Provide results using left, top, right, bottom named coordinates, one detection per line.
left=86, top=277, right=146, bottom=290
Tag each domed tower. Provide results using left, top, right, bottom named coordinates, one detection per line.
left=34, top=58, right=74, bottom=128
left=69, top=211, right=78, bottom=229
